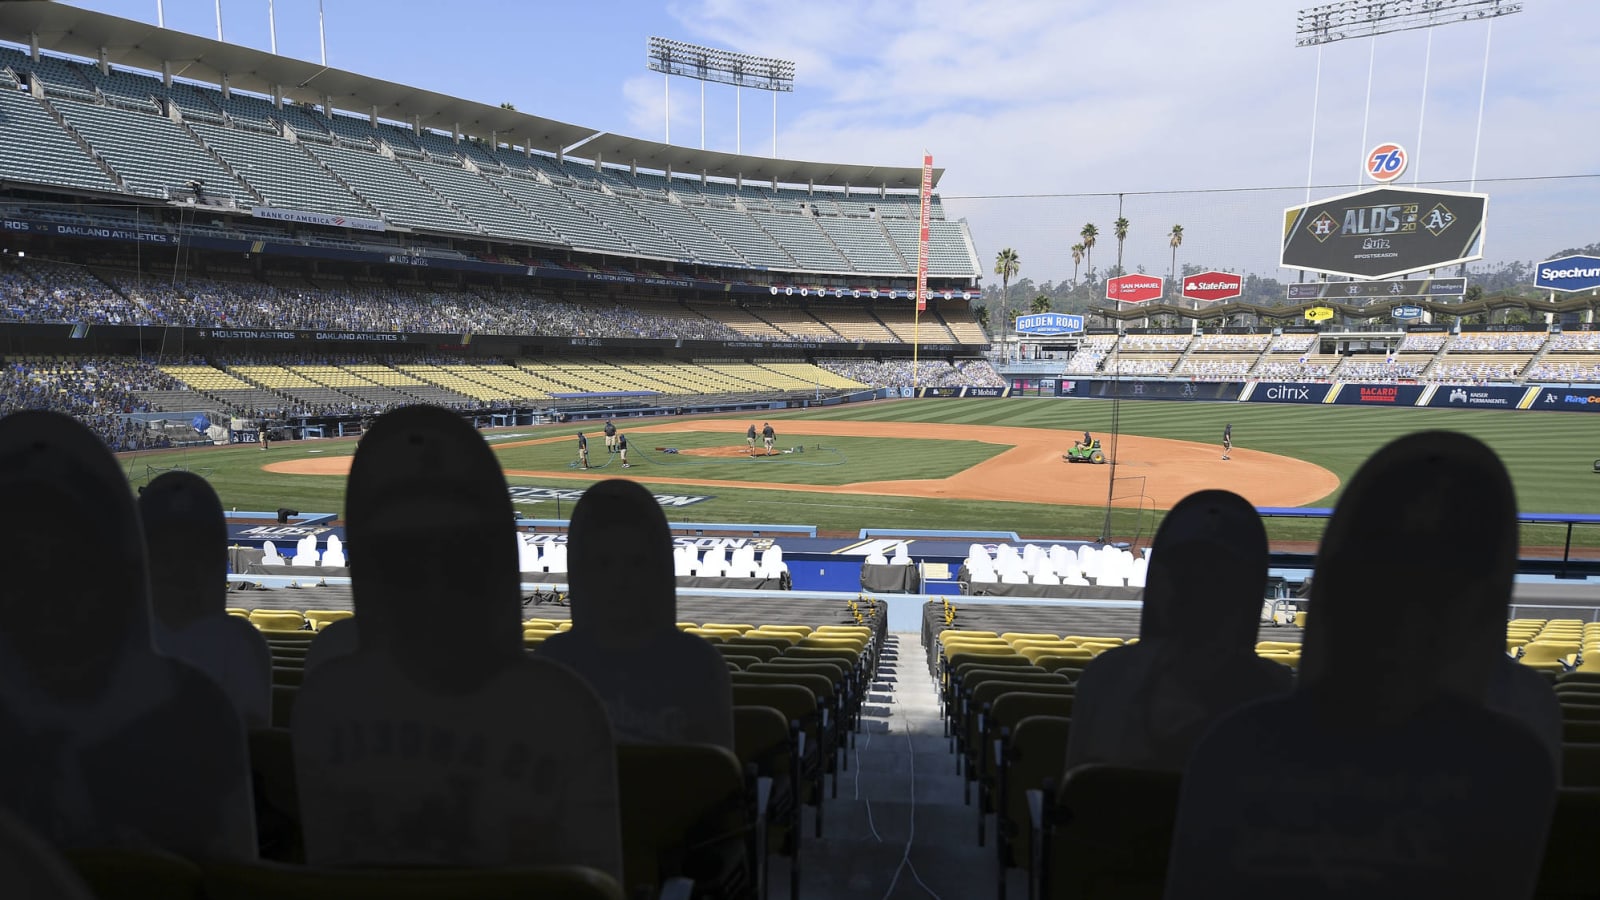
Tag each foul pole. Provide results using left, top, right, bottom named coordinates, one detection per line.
left=914, top=152, right=933, bottom=391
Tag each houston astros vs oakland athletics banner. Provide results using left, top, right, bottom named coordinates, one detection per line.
left=1281, top=187, right=1487, bottom=280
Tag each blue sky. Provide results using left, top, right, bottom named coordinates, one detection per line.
left=48, top=1, right=1600, bottom=285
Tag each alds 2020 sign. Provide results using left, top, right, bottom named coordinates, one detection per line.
left=1281, top=187, right=1487, bottom=280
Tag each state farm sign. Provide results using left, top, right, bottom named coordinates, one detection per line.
left=1105, top=274, right=1164, bottom=304
left=1181, top=271, right=1243, bottom=303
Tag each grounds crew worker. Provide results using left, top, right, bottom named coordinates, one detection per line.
left=762, top=422, right=776, bottom=456
left=618, top=432, right=630, bottom=468
left=747, top=423, right=758, bottom=455
left=603, top=419, right=618, bottom=453
left=577, top=431, right=589, bottom=469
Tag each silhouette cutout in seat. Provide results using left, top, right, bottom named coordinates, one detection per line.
left=0, top=410, right=257, bottom=860
left=290, top=405, right=621, bottom=876
left=1065, top=489, right=1291, bottom=774
left=0, top=807, right=96, bottom=900
left=1164, top=431, right=1558, bottom=900
left=538, top=478, right=735, bottom=749
left=140, top=471, right=273, bottom=729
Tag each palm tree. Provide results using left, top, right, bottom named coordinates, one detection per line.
left=1079, top=223, right=1099, bottom=282
left=1168, top=224, right=1186, bottom=308
left=1113, top=217, right=1130, bottom=278
left=993, top=248, right=1020, bottom=352
left=1070, top=243, right=1084, bottom=287
left=1031, top=294, right=1052, bottom=314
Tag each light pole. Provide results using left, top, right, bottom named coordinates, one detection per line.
left=647, top=37, right=795, bottom=157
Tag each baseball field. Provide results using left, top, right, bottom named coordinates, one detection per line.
left=129, top=397, right=1600, bottom=549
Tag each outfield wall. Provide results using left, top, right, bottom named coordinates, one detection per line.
left=1047, top=379, right=1600, bottom=413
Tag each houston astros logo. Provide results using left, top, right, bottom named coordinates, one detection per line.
left=1365, top=143, right=1408, bottom=183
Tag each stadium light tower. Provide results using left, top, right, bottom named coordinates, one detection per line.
left=1295, top=0, right=1522, bottom=195
left=647, top=37, right=795, bottom=157
left=1294, top=0, right=1522, bottom=46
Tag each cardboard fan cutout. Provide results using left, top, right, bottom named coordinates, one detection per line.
left=141, top=471, right=273, bottom=729
left=291, top=405, right=621, bottom=877
left=1065, top=490, right=1291, bottom=774
left=303, top=617, right=357, bottom=675
left=0, top=410, right=256, bottom=860
left=1164, top=432, right=1556, bottom=900
left=0, top=808, right=96, bottom=900
left=538, top=479, right=734, bottom=748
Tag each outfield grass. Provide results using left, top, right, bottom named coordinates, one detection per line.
left=124, top=398, right=1600, bottom=546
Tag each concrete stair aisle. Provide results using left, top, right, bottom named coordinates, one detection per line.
left=765, top=633, right=1020, bottom=900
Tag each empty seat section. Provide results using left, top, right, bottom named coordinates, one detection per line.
left=0, top=91, right=119, bottom=194
left=306, top=143, right=473, bottom=233
left=53, top=99, right=252, bottom=203
left=818, top=217, right=907, bottom=273
left=563, top=186, right=692, bottom=260
left=687, top=205, right=798, bottom=269
left=486, top=172, right=632, bottom=253
left=405, top=158, right=559, bottom=244
left=189, top=123, right=373, bottom=217
left=752, top=212, right=851, bottom=272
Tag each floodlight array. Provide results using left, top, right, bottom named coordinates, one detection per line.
left=646, top=36, right=795, bottom=92
left=1295, top=0, right=1522, bottom=46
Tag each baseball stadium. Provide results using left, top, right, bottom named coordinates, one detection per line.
left=0, top=1, right=1597, bottom=898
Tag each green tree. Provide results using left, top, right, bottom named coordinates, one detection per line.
left=993, top=248, right=1020, bottom=350
left=500, top=101, right=516, bottom=110
left=1031, top=294, right=1052, bottom=313
left=1070, top=243, right=1085, bottom=287
left=1079, top=224, right=1099, bottom=281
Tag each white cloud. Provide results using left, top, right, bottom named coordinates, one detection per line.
left=638, top=0, right=1597, bottom=285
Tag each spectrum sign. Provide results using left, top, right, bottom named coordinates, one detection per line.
left=1535, top=255, right=1600, bottom=293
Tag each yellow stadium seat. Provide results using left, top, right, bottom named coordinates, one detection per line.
left=249, top=610, right=308, bottom=633
left=304, top=610, right=353, bottom=631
